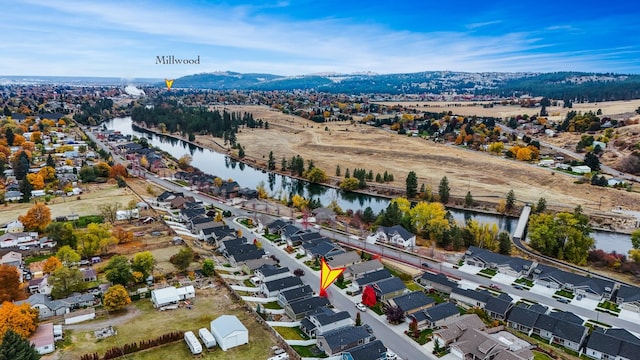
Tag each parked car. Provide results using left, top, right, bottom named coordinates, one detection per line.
left=363, top=324, right=373, bottom=334
left=355, top=303, right=367, bottom=311
left=513, top=285, right=523, bottom=290
left=386, top=350, right=398, bottom=360
left=421, top=262, right=430, bottom=269
left=18, top=246, right=30, bottom=251
left=489, top=283, right=501, bottom=290
left=556, top=297, right=570, bottom=304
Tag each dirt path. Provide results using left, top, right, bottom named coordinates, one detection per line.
left=65, top=305, right=142, bottom=331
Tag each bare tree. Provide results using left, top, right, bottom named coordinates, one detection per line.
left=99, top=203, right=121, bottom=224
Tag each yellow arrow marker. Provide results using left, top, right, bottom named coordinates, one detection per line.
left=320, top=258, right=345, bottom=297
left=165, top=79, right=174, bottom=90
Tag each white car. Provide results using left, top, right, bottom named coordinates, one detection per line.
left=386, top=350, right=398, bottom=360
left=19, top=246, right=30, bottom=251
left=355, top=303, right=367, bottom=311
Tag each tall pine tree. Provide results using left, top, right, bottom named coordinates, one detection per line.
left=0, top=330, right=41, bottom=360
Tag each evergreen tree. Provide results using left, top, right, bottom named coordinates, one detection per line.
left=46, top=154, right=55, bottom=168
left=267, top=151, right=276, bottom=170
left=465, top=191, right=473, bottom=208
left=406, top=171, right=418, bottom=198
left=5, top=128, right=15, bottom=147
left=438, top=176, right=450, bottom=203
left=584, top=152, right=600, bottom=171
left=335, top=165, right=341, bottom=177
left=506, top=190, right=516, bottom=212
left=344, top=168, right=350, bottom=178
left=2, top=105, right=11, bottom=117
left=281, top=157, right=287, bottom=171
left=19, top=179, right=32, bottom=203
left=498, top=232, right=511, bottom=255
left=535, top=197, right=547, bottom=213
left=0, top=330, right=41, bottom=360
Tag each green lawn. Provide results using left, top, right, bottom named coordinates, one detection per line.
left=371, top=302, right=385, bottom=316
left=25, top=254, right=51, bottom=265
left=272, top=327, right=308, bottom=340
left=291, top=345, right=327, bottom=358
left=514, top=278, right=534, bottom=287
left=428, top=293, right=446, bottom=304
left=533, top=351, right=553, bottom=360
left=554, top=289, right=575, bottom=299
left=263, top=301, right=283, bottom=310
left=478, top=268, right=497, bottom=278
left=597, top=301, right=620, bottom=313
left=243, top=279, right=256, bottom=287
left=335, top=280, right=352, bottom=289
left=405, top=281, right=422, bottom=292
left=263, top=233, right=281, bottom=242
left=407, top=328, right=433, bottom=345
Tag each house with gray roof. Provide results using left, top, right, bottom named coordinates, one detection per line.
left=366, top=225, right=416, bottom=249
left=418, top=271, right=458, bottom=294
left=303, top=239, right=345, bottom=259
left=485, top=296, right=514, bottom=320
left=387, top=291, right=435, bottom=316
left=241, top=257, right=277, bottom=274
left=433, top=314, right=487, bottom=348
left=345, top=259, right=383, bottom=280
left=300, top=307, right=353, bottom=338
left=450, top=287, right=492, bottom=309
left=341, top=339, right=387, bottom=360
left=260, top=276, right=303, bottom=297
left=530, top=264, right=614, bottom=300
left=449, top=328, right=534, bottom=360
left=326, top=251, right=361, bottom=269
left=507, top=305, right=545, bottom=335
left=265, top=219, right=289, bottom=234
left=615, top=285, right=640, bottom=313
left=317, top=326, right=374, bottom=356
left=17, top=293, right=97, bottom=319
left=254, top=265, right=290, bottom=283
left=277, top=284, right=314, bottom=308
left=408, top=302, right=460, bottom=330
left=464, top=246, right=533, bottom=277
left=585, top=328, right=640, bottom=360
left=355, top=269, right=392, bottom=289
left=371, top=277, right=406, bottom=301
left=285, top=296, right=331, bottom=321
left=530, top=311, right=587, bottom=351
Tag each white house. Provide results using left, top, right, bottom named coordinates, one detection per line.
left=366, top=225, right=416, bottom=249
left=5, top=220, right=24, bottom=233
left=64, top=308, right=96, bottom=325
left=176, top=285, right=195, bottom=300
left=116, top=209, right=140, bottom=221
left=571, top=165, right=592, bottom=174
left=210, top=315, right=249, bottom=351
left=151, top=287, right=180, bottom=309
left=30, top=323, right=55, bottom=355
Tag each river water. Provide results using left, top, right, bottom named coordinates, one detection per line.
left=104, top=117, right=632, bottom=253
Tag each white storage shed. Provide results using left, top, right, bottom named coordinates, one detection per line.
left=210, top=315, right=249, bottom=351
left=151, top=287, right=180, bottom=309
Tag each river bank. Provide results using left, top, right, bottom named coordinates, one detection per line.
left=130, top=121, right=523, bottom=219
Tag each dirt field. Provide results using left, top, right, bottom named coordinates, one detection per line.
left=191, top=105, right=640, bottom=229
left=374, top=99, right=640, bottom=124
left=51, top=287, right=280, bottom=360
left=0, top=184, right=139, bottom=226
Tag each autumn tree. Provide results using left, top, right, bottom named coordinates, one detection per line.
left=170, top=247, right=194, bottom=272
left=112, top=227, right=133, bottom=244
left=291, top=194, right=309, bottom=210
left=93, top=161, right=111, bottom=178
left=25, top=173, right=44, bottom=190
left=37, top=166, right=56, bottom=183
left=105, top=256, right=132, bottom=285
left=18, top=203, right=51, bottom=232
left=488, top=142, right=504, bottom=155
left=0, top=302, right=38, bottom=340
left=385, top=305, right=404, bottom=324
left=339, top=177, right=360, bottom=191
left=304, top=167, right=328, bottom=183
left=55, top=245, right=81, bottom=266
left=410, top=201, right=450, bottom=242
left=42, top=256, right=62, bottom=275
left=528, top=210, right=594, bottom=265
left=50, top=267, right=85, bottom=299
left=103, top=285, right=131, bottom=312
left=132, top=251, right=154, bottom=278
left=77, top=223, right=116, bottom=258
left=0, top=329, right=41, bottom=360
left=45, top=220, right=77, bottom=248
left=0, top=265, right=26, bottom=302
left=109, top=163, right=128, bottom=179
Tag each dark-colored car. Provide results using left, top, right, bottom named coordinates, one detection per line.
left=421, top=262, right=430, bottom=269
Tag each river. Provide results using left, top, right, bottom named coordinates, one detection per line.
left=104, top=117, right=632, bottom=253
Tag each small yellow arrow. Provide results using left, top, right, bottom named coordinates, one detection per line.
left=165, top=79, right=174, bottom=90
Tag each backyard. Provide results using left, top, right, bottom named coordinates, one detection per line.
left=54, top=287, right=279, bottom=360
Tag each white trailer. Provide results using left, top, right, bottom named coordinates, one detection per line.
left=198, top=328, right=216, bottom=349
left=184, top=331, right=202, bottom=355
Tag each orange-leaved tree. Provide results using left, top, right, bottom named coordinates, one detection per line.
left=18, top=202, right=51, bottom=232
left=0, top=264, right=26, bottom=302
left=103, top=285, right=131, bottom=312
left=0, top=301, right=39, bottom=339
left=43, top=256, right=63, bottom=275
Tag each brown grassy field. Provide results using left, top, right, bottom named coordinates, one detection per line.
left=191, top=104, right=640, bottom=229
left=0, top=184, right=139, bottom=226
left=53, top=288, right=279, bottom=360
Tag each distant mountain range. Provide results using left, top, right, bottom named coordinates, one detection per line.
left=169, top=71, right=640, bottom=101
left=3, top=71, right=640, bottom=101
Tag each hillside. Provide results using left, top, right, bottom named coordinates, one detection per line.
left=168, top=71, right=640, bottom=100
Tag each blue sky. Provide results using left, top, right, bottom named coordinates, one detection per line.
left=1, top=0, right=639, bottom=78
